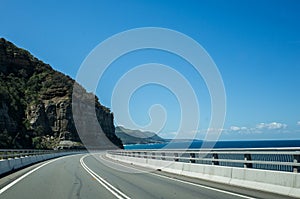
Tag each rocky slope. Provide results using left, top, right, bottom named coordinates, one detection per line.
left=115, top=126, right=166, bottom=145
left=0, top=38, right=123, bottom=149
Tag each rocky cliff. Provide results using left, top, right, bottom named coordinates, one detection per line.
left=0, top=38, right=123, bottom=149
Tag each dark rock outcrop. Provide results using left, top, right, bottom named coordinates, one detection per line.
left=0, top=38, right=123, bottom=149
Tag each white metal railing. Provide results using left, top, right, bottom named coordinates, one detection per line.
left=0, top=149, right=84, bottom=160
left=107, top=148, right=300, bottom=173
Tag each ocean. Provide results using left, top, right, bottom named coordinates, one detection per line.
left=124, top=139, right=300, bottom=150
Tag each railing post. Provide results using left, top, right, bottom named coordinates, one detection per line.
left=16, top=151, right=20, bottom=158
left=162, top=152, right=166, bottom=160
left=174, top=153, right=179, bottom=162
left=212, top=153, right=219, bottom=165
left=152, top=152, right=156, bottom=159
left=190, top=153, right=196, bottom=163
left=244, top=154, right=252, bottom=168
left=293, top=154, right=300, bottom=173
left=8, top=151, right=12, bottom=159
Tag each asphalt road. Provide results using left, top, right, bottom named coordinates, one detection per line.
left=0, top=153, right=296, bottom=199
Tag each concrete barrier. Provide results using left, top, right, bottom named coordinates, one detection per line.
left=107, top=154, right=300, bottom=198
left=0, top=152, right=78, bottom=176
left=12, top=158, right=22, bottom=170
left=20, top=156, right=32, bottom=167
left=0, top=159, right=11, bottom=174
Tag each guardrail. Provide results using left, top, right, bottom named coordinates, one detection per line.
left=107, top=148, right=300, bottom=173
left=0, top=149, right=55, bottom=159
left=0, top=149, right=85, bottom=175
left=0, top=149, right=83, bottom=160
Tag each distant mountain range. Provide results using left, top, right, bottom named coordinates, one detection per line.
left=115, top=126, right=167, bottom=145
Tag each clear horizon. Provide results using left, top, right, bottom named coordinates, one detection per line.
left=1, top=0, right=300, bottom=140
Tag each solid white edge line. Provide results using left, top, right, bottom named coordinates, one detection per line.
left=101, top=154, right=257, bottom=199
left=0, top=154, right=81, bottom=195
left=80, top=154, right=130, bottom=199
left=80, top=154, right=131, bottom=199
left=80, top=157, right=124, bottom=199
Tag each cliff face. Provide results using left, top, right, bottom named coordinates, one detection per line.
left=0, top=38, right=123, bottom=149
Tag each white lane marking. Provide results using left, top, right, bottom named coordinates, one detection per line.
left=80, top=154, right=131, bottom=199
left=101, top=154, right=257, bottom=199
left=0, top=154, right=81, bottom=195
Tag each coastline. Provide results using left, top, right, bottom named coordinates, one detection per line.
left=124, top=139, right=300, bottom=150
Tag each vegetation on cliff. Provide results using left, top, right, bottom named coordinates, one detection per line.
left=0, top=38, right=123, bottom=149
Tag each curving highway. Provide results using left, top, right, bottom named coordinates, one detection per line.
left=0, top=153, right=295, bottom=199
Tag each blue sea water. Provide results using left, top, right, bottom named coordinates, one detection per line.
left=124, top=140, right=300, bottom=150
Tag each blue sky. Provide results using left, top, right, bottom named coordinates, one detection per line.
left=1, top=0, right=300, bottom=140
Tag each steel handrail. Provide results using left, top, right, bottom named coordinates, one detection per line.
left=107, top=148, right=300, bottom=173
